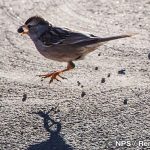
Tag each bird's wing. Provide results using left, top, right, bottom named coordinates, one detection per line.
left=39, top=26, right=101, bottom=47
left=39, top=26, right=133, bottom=47
left=62, top=32, right=101, bottom=47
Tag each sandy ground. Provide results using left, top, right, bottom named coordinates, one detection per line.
left=0, top=0, right=150, bottom=150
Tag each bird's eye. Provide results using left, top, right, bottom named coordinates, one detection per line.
left=28, top=25, right=31, bottom=28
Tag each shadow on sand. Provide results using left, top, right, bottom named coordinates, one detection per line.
left=27, top=109, right=73, bottom=150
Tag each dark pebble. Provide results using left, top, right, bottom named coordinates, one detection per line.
left=95, top=67, right=98, bottom=70
left=81, top=85, right=84, bottom=88
left=33, top=126, right=38, bottom=130
left=118, top=69, right=126, bottom=75
left=50, top=107, right=55, bottom=111
left=57, top=109, right=60, bottom=113
left=98, top=53, right=101, bottom=56
left=101, top=78, right=105, bottom=83
left=22, top=93, right=27, bottom=102
left=77, top=81, right=81, bottom=86
left=107, top=73, right=111, bottom=77
left=124, top=99, right=128, bottom=105
left=81, top=91, right=86, bottom=97
left=148, top=53, right=150, bottom=59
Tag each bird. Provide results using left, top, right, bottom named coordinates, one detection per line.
left=18, top=16, right=134, bottom=83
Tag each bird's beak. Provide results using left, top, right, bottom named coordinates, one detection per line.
left=17, top=25, right=29, bottom=35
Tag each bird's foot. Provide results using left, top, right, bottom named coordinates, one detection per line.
left=38, top=71, right=67, bottom=83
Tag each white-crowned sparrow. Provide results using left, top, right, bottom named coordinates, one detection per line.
left=18, top=16, right=134, bottom=83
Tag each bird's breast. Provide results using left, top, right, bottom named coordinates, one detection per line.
left=33, top=40, right=77, bottom=62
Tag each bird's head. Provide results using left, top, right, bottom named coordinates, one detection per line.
left=17, top=16, right=50, bottom=39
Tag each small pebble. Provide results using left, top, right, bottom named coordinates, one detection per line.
left=101, top=78, right=105, bottom=83
left=118, top=69, right=126, bottom=75
left=107, top=73, right=111, bottom=77
left=98, top=53, right=101, bottom=56
left=22, top=93, right=27, bottom=102
left=148, top=53, right=150, bottom=60
left=81, top=91, right=86, bottom=97
left=139, top=24, right=142, bottom=27
left=81, top=85, right=84, bottom=88
left=50, top=107, right=55, bottom=111
left=95, top=67, right=98, bottom=70
left=33, top=126, right=38, bottom=130
left=124, top=99, right=128, bottom=105
left=57, top=109, right=60, bottom=113
left=77, top=81, right=81, bottom=86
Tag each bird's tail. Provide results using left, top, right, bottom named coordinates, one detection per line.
left=99, top=33, right=136, bottom=42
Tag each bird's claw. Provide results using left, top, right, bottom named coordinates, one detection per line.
left=37, top=71, right=67, bottom=83
left=58, top=74, right=68, bottom=80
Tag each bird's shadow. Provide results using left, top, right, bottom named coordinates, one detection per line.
left=27, top=109, right=73, bottom=150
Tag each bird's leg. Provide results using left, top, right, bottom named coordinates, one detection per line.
left=38, top=61, right=75, bottom=83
